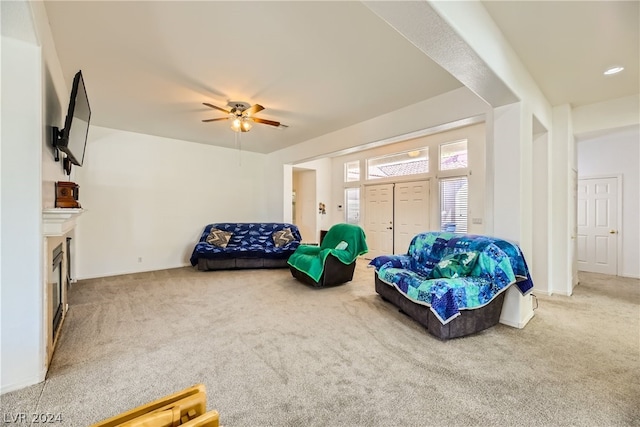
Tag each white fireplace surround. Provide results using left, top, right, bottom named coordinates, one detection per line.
left=42, top=208, right=84, bottom=237
left=42, top=208, right=83, bottom=372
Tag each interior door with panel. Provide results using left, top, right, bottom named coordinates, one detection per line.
left=577, top=177, right=618, bottom=275
left=394, top=180, right=430, bottom=254
left=364, top=184, right=394, bottom=259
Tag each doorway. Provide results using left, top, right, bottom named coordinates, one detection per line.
left=577, top=176, right=620, bottom=275
left=394, top=181, right=430, bottom=253
left=364, top=183, right=394, bottom=259
left=364, top=180, right=430, bottom=258
left=292, top=168, right=317, bottom=243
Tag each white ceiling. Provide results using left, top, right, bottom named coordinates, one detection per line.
left=482, top=0, right=639, bottom=107
left=43, top=1, right=639, bottom=154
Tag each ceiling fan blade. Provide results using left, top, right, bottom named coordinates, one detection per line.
left=243, top=104, right=265, bottom=117
left=250, top=117, right=281, bottom=127
left=203, top=102, right=230, bottom=114
left=202, top=117, right=229, bottom=122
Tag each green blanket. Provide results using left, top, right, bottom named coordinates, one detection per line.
left=288, top=224, right=368, bottom=282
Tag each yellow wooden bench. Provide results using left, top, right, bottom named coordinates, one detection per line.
left=90, top=384, right=220, bottom=427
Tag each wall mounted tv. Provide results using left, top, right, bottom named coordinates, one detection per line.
left=53, top=70, right=91, bottom=170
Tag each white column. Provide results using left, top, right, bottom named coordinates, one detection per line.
left=532, top=130, right=551, bottom=294
left=549, top=105, right=574, bottom=295
left=492, top=102, right=535, bottom=328
left=282, top=164, right=293, bottom=223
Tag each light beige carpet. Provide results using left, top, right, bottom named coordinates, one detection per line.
left=1, top=261, right=639, bottom=426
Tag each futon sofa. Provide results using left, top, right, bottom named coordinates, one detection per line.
left=369, top=231, right=533, bottom=339
left=190, top=223, right=302, bottom=271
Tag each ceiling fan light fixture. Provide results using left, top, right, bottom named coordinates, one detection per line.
left=203, top=100, right=284, bottom=132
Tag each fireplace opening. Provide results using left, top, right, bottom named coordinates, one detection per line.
left=51, top=243, right=63, bottom=340
left=66, top=237, right=72, bottom=286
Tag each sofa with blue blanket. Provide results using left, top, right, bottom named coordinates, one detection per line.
left=190, top=223, right=302, bottom=271
left=369, top=231, right=533, bottom=339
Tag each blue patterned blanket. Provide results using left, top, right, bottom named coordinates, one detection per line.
left=369, top=232, right=533, bottom=324
left=190, top=223, right=301, bottom=265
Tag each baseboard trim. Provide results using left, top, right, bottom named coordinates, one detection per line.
left=551, top=290, right=573, bottom=296
left=76, top=263, right=192, bottom=281
left=500, top=309, right=535, bottom=329
left=1, top=371, right=45, bottom=395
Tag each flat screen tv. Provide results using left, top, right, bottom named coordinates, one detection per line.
left=54, top=70, right=91, bottom=167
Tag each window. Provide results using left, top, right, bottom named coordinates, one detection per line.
left=345, top=161, right=360, bottom=182
left=440, top=177, right=468, bottom=233
left=440, top=140, right=468, bottom=171
left=367, top=149, right=428, bottom=180
left=345, top=188, right=360, bottom=224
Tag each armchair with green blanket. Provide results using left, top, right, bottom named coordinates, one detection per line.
left=288, top=223, right=368, bottom=287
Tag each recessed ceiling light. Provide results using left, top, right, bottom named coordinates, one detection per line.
left=604, top=66, right=624, bottom=76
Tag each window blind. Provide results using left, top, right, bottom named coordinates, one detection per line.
left=440, top=177, right=468, bottom=233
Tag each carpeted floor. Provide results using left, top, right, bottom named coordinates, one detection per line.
left=1, top=261, right=639, bottom=426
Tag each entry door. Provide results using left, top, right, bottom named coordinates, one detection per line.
left=394, top=180, right=430, bottom=254
left=577, top=177, right=618, bottom=275
left=364, top=184, right=394, bottom=259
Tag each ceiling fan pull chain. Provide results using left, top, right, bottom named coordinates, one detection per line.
left=238, top=131, right=242, bottom=166
left=234, top=130, right=242, bottom=166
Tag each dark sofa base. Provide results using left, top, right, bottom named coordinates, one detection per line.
left=198, top=257, right=290, bottom=271
left=374, top=273, right=506, bottom=339
left=289, top=255, right=356, bottom=287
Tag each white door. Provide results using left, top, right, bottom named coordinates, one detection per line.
left=364, top=184, right=394, bottom=259
left=394, top=180, right=430, bottom=254
left=577, top=177, right=618, bottom=275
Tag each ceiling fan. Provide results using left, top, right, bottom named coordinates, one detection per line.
left=202, top=101, right=287, bottom=132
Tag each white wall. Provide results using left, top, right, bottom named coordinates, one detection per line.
left=1, top=36, right=45, bottom=393
left=573, top=95, right=640, bottom=137
left=265, top=87, right=490, bottom=221
left=32, top=0, right=70, bottom=207
left=74, top=126, right=268, bottom=279
left=577, top=126, right=640, bottom=279
left=42, top=66, right=70, bottom=207
left=293, top=158, right=333, bottom=241
left=314, top=158, right=333, bottom=236
left=492, top=103, right=526, bottom=245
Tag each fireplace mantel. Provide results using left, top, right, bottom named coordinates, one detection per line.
left=42, top=208, right=84, bottom=237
